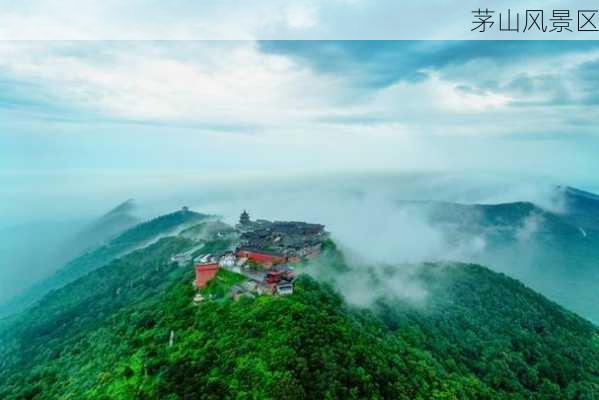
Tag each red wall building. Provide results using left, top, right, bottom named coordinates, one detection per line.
left=195, top=263, right=220, bottom=288
left=237, top=249, right=286, bottom=266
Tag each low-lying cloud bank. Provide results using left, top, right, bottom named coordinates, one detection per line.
left=1, top=172, right=592, bottom=311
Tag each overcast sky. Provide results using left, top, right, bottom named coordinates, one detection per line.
left=2, top=40, right=599, bottom=223
left=1, top=0, right=596, bottom=40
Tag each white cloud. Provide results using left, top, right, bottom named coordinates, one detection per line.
left=0, top=41, right=350, bottom=127
left=0, top=0, right=327, bottom=40
left=2, top=40, right=596, bottom=143
left=285, top=3, right=319, bottom=29
left=2, top=40, right=599, bottom=185
left=431, top=75, right=512, bottom=112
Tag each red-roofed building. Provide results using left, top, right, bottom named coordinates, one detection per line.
left=194, top=263, right=220, bottom=288
left=236, top=249, right=287, bottom=267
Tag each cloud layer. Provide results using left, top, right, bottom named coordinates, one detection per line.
left=2, top=40, right=599, bottom=233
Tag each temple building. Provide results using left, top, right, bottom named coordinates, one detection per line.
left=237, top=249, right=287, bottom=267
left=235, top=211, right=328, bottom=262
left=239, top=210, right=250, bottom=226
left=194, top=263, right=220, bottom=288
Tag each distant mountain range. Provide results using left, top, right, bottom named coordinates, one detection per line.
left=402, top=186, right=599, bottom=323
left=0, top=205, right=206, bottom=319
left=557, top=185, right=599, bottom=231
left=70, top=199, right=141, bottom=254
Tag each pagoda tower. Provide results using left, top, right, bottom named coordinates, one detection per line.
left=239, top=210, right=250, bottom=226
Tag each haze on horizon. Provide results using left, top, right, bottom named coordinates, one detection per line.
left=2, top=40, right=599, bottom=308
left=2, top=41, right=599, bottom=203
left=0, top=170, right=595, bottom=308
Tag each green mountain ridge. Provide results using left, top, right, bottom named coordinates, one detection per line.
left=0, top=213, right=597, bottom=399
left=399, top=187, right=599, bottom=323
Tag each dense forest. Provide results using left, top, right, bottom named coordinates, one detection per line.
left=0, top=224, right=598, bottom=399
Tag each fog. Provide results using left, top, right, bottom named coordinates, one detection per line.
left=3, top=170, right=595, bottom=310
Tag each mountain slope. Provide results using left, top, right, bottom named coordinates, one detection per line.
left=372, top=264, right=599, bottom=397
left=0, top=221, right=597, bottom=399
left=71, top=198, right=141, bottom=254
left=0, top=200, right=141, bottom=308
left=402, top=187, right=599, bottom=323
left=0, top=208, right=208, bottom=319
left=557, top=186, right=599, bottom=234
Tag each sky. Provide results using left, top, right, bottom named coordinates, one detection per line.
left=1, top=0, right=597, bottom=40
left=2, top=40, right=599, bottom=224
left=1, top=2, right=599, bottom=319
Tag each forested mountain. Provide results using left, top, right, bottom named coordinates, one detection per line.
left=0, top=208, right=208, bottom=319
left=401, top=186, right=599, bottom=323
left=0, top=216, right=597, bottom=400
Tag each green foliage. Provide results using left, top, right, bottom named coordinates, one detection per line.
left=200, top=269, right=247, bottom=300
left=0, top=233, right=597, bottom=399
left=0, top=236, right=194, bottom=382
left=371, top=263, right=599, bottom=399
left=426, top=199, right=599, bottom=323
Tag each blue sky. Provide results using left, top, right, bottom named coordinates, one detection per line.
left=2, top=40, right=599, bottom=222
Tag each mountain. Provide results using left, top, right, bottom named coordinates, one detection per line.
left=0, top=200, right=140, bottom=309
left=0, top=215, right=597, bottom=399
left=68, top=199, right=141, bottom=256
left=0, top=208, right=208, bottom=319
left=557, top=186, right=599, bottom=232
left=398, top=186, right=599, bottom=324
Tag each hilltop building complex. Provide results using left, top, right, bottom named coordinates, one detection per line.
left=236, top=210, right=327, bottom=262
left=192, top=210, right=328, bottom=299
